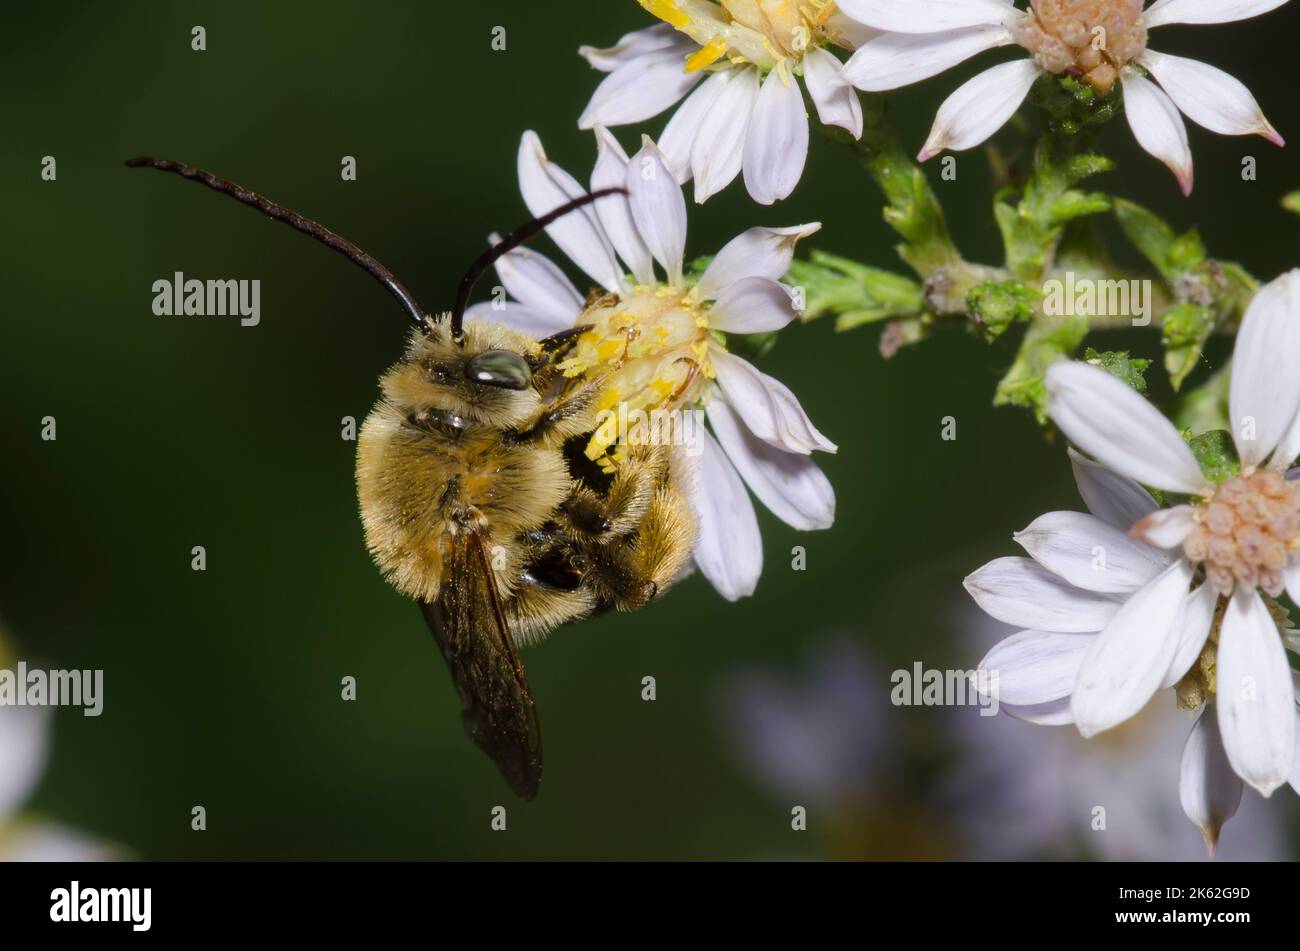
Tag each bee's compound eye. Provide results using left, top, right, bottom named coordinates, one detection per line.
left=463, top=350, right=533, bottom=390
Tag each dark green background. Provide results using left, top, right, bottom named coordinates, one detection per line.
left=3, top=1, right=1298, bottom=859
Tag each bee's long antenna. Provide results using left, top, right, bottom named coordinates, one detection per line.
left=451, top=187, right=627, bottom=340
left=125, top=156, right=428, bottom=329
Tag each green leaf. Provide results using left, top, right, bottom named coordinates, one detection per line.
left=1185, top=429, right=1239, bottom=484
left=1046, top=190, right=1111, bottom=226
left=1160, top=303, right=1214, bottom=390
left=1175, top=365, right=1230, bottom=434
left=1113, top=198, right=1206, bottom=283
left=994, top=314, right=1089, bottom=422
left=786, top=250, right=924, bottom=330
left=994, top=135, right=1114, bottom=280
left=1084, top=347, right=1150, bottom=393
left=1167, top=229, right=1207, bottom=274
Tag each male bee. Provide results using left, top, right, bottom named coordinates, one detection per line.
left=127, top=157, right=697, bottom=799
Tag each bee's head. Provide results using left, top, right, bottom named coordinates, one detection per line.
left=379, top=316, right=546, bottom=430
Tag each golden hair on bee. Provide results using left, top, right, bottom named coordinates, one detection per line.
left=126, top=155, right=696, bottom=799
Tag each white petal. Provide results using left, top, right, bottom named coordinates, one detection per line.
left=463, top=301, right=574, bottom=338
left=688, top=428, right=763, bottom=600
left=1179, top=706, right=1243, bottom=857
left=742, top=69, right=810, bottom=205
left=839, top=25, right=1013, bottom=92
left=577, top=47, right=702, bottom=130
left=659, top=71, right=728, bottom=183
left=711, top=350, right=837, bottom=455
left=709, top=276, right=799, bottom=334
left=0, top=706, right=51, bottom=821
left=692, top=67, right=760, bottom=203
left=1071, top=558, right=1194, bottom=737
left=517, top=131, right=623, bottom=292
left=801, top=47, right=862, bottom=138
left=1216, top=588, right=1296, bottom=795
left=1068, top=447, right=1160, bottom=531
left=1144, top=0, right=1292, bottom=29
left=707, top=399, right=835, bottom=531
left=626, top=136, right=688, bottom=287
left=578, top=24, right=681, bottom=73
left=1014, top=510, right=1171, bottom=594
left=1229, top=270, right=1300, bottom=467
left=978, top=630, right=1092, bottom=706
left=824, top=10, right=882, bottom=49
left=591, top=127, right=655, bottom=286
left=1163, top=581, right=1219, bottom=688
left=918, top=59, right=1039, bottom=161
left=1046, top=361, right=1205, bottom=495
left=1130, top=504, right=1197, bottom=549
left=964, top=556, right=1125, bottom=633
left=1269, top=389, right=1300, bottom=472
left=697, top=223, right=822, bottom=300
left=1121, top=69, right=1194, bottom=195
left=486, top=235, right=584, bottom=321
left=835, top=0, right=1019, bottom=33
left=1000, top=695, right=1076, bottom=725
left=1140, top=50, right=1283, bottom=144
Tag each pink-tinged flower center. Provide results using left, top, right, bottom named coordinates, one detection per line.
left=1182, top=469, right=1300, bottom=596
left=1011, top=0, right=1148, bottom=93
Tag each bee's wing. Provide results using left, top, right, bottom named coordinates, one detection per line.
left=419, top=531, right=542, bottom=800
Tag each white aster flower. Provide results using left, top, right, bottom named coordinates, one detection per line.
left=0, top=681, right=117, bottom=861
left=466, top=129, right=837, bottom=601
left=578, top=1, right=873, bottom=204
left=966, top=270, right=1300, bottom=850
left=958, top=609, right=1285, bottom=860
left=836, top=0, right=1288, bottom=194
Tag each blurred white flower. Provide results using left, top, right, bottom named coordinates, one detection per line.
left=721, top=638, right=895, bottom=807
left=835, top=0, right=1288, bottom=193
left=954, top=610, right=1285, bottom=860
left=0, top=697, right=117, bottom=861
left=578, top=2, right=872, bottom=203
left=466, top=130, right=836, bottom=601
left=964, top=269, right=1300, bottom=852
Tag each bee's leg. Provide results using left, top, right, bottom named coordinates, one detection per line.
left=580, top=481, right=696, bottom=610
left=563, top=449, right=668, bottom=541
left=508, top=376, right=605, bottom=447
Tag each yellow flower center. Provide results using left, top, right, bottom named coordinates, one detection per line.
left=1182, top=469, right=1300, bottom=597
left=1011, top=0, right=1148, bottom=93
left=641, top=0, right=840, bottom=72
left=559, top=286, right=716, bottom=468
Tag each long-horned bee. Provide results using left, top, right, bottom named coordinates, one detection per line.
left=126, top=157, right=697, bottom=799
